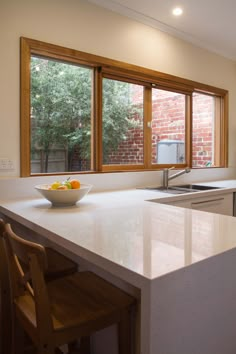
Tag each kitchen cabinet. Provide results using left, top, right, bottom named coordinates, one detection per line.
left=162, top=192, right=233, bottom=216
left=190, top=193, right=233, bottom=215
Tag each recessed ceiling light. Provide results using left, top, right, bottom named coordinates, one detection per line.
left=172, top=7, right=183, bottom=16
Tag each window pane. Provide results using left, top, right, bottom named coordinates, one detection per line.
left=152, top=89, right=186, bottom=164
left=102, top=78, right=144, bottom=165
left=192, top=93, right=215, bottom=168
left=30, top=56, right=93, bottom=173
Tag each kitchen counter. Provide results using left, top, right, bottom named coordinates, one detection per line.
left=1, top=187, right=236, bottom=282
left=1, top=179, right=236, bottom=354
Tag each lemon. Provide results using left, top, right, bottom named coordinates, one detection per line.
left=51, top=181, right=61, bottom=190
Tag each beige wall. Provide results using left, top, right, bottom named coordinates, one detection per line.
left=1, top=0, right=236, bottom=179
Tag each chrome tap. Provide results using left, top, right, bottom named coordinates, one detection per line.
left=162, top=167, right=191, bottom=189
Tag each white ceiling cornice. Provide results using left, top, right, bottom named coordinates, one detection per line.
left=88, top=0, right=236, bottom=61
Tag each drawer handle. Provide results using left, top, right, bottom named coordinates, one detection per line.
left=191, top=197, right=224, bottom=205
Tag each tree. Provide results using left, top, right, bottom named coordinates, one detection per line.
left=31, top=56, right=141, bottom=172
left=102, top=78, right=141, bottom=163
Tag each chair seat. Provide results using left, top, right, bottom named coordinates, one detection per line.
left=50, top=272, right=134, bottom=330
left=15, top=271, right=135, bottom=346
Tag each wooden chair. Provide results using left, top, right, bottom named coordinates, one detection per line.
left=0, top=218, right=77, bottom=354
left=3, top=221, right=136, bottom=354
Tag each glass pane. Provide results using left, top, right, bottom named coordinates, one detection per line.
left=192, top=93, right=215, bottom=168
left=30, top=56, right=92, bottom=173
left=152, top=89, right=186, bottom=164
left=102, top=78, right=144, bottom=165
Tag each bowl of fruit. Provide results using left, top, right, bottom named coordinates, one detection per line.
left=35, top=178, right=92, bottom=206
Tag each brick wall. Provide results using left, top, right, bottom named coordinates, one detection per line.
left=106, top=90, right=214, bottom=167
left=108, top=117, right=144, bottom=164
left=151, top=91, right=185, bottom=163
left=192, top=93, right=213, bottom=167
left=107, top=85, right=144, bottom=165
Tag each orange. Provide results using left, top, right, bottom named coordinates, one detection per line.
left=70, top=179, right=80, bottom=189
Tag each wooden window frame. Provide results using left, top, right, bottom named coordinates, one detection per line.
left=20, top=37, right=228, bottom=177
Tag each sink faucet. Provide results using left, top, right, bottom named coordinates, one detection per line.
left=162, top=167, right=191, bottom=189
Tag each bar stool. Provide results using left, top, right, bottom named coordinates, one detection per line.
left=2, top=221, right=136, bottom=354
left=0, top=218, right=78, bottom=354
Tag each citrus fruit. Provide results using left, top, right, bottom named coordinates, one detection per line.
left=70, top=179, right=80, bottom=189
left=51, top=181, right=61, bottom=190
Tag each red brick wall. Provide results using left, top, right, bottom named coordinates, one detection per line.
left=107, top=85, right=144, bottom=165
left=106, top=90, right=214, bottom=167
left=151, top=91, right=185, bottom=163
left=108, top=116, right=144, bottom=164
left=192, top=93, right=213, bottom=167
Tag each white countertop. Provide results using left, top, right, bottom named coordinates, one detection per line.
left=2, top=179, right=236, bottom=354
left=1, top=181, right=236, bottom=287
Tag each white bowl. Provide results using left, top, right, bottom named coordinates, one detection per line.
left=35, top=183, right=92, bottom=206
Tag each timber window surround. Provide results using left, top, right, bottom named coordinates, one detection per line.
left=20, top=37, right=228, bottom=177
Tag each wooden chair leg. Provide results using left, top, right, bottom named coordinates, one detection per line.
left=68, top=341, right=78, bottom=353
left=23, top=333, right=36, bottom=354
left=67, top=337, right=90, bottom=354
left=0, top=288, right=12, bottom=354
left=13, top=316, right=25, bottom=354
left=80, top=336, right=90, bottom=354
left=55, top=349, right=64, bottom=354
left=118, top=309, right=132, bottom=354
left=36, top=343, right=55, bottom=354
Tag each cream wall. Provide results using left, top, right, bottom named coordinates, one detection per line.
left=1, top=0, right=236, bottom=184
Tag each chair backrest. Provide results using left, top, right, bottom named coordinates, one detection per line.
left=2, top=222, right=54, bottom=336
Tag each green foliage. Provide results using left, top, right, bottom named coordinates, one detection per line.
left=31, top=56, right=141, bottom=172
left=31, top=57, right=92, bottom=171
left=102, top=78, right=142, bottom=163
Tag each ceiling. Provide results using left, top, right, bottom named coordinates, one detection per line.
left=88, top=0, right=236, bottom=61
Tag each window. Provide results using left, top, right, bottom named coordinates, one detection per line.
left=20, top=37, right=228, bottom=176
left=192, top=92, right=217, bottom=167
left=151, top=89, right=187, bottom=165
left=30, top=56, right=93, bottom=173
left=102, top=78, right=144, bottom=166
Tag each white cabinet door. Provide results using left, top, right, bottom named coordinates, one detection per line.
left=160, top=193, right=233, bottom=216
left=190, top=193, right=233, bottom=216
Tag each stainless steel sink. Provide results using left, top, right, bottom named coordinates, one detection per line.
left=171, top=184, right=221, bottom=191
left=144, top=184, right=222, bottom=194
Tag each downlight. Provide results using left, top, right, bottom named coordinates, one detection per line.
left=172, top=7, right=183, bottom=16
